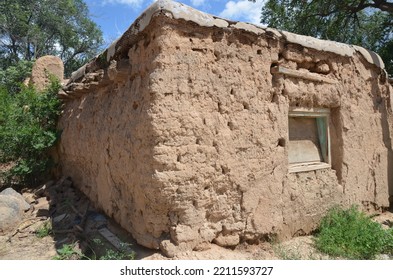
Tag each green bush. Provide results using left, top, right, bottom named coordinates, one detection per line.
left=0, top=76, right=61, bottom=186
left=316, top=206, right=393, bottom=259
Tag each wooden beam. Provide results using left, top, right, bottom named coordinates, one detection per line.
left=271, top=66, right=337, bottom=84
left=289, top=162, right=331, bottom=173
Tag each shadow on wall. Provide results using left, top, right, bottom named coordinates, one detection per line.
left=375, top=75, right=393, bottom=209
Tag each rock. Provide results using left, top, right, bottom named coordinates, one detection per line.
left=0, top=195, right=27, bottom=233
left=34, top=180, right=55, bottom=197
left=60, top=177, right=73, bottom=189
left=0, top=188, right=30, bottom=211
left=30, top=55, right=64, bottom=91
left=89, top=212, right=107, bottom=228
left=213, top=234, right=240, bottom=247
left=315, top=61, right=330, bottom=74
left=107, top=60, right=118, bottom=81
left=22, top=193, right=36, bottom=204
left=193, top=242, right=211, bottom=252
left=160, top=240, right=178, bottom=258
left=223, top=222, right=245, bottom=233
left=53, top=213, right=67, bottom=223
left=0, top=206, right=18, bottom=234
left=34, top=197, right=50, bottom=217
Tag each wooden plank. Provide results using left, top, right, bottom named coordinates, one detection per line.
left=289, top=109, right=330, bottom=118
left=289, top=162, right=331, bottom=173
left=271, top=66, right=337, bottom=84
left=98, top=227, right=134, bottom=254
left=98, top=227, right=123, bottom=251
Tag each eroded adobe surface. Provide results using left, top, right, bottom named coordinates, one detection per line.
left=58, top=0, right=393, bottom=253
left=31, top=55, right=64, bottom=91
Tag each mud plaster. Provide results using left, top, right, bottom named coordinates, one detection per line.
left=58, top=1, right=392, bottom=252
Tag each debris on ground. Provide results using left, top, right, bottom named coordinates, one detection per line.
left=0, top=177, right=154, bottom=260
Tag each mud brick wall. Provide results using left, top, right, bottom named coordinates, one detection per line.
left=58, top=0, right=392, bottom=252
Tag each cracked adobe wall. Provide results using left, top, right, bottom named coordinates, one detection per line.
left=58, top=0, right=392, bottom=252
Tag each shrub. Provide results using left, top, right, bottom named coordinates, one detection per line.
left=0, top=75, right=61, bottom=186
left=316, top=206, right=393, bottom=259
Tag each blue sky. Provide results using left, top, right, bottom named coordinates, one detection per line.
left=84, top=0, right=266, bottom=46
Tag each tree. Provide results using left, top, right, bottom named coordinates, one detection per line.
left=0, top=0, right=103, bottom=76
left=250, top=0, right=393, bottom=76
left=0, top=60, right=33, bottom=94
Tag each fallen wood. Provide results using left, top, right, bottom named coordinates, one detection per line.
left=98, top=227, right=131, bottom=253
left=7, top=217, right=48, bottom=242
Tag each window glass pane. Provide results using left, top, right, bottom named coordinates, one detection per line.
left=288, top=117, right=322, bottom=164
left=316, top=117, right=327, bottom=162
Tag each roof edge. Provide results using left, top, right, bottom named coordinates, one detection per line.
left=68, top=0, right=386, bottom=84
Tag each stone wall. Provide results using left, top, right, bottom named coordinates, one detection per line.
left=58, top=0, right=392, bottom=253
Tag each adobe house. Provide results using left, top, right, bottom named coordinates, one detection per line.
left=58, top=0, right=393, bottom=253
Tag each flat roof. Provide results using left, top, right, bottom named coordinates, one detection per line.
left=67, top=0, right=386, bottom=85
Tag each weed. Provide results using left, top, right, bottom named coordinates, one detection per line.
left=92, top=238, right=136, bottom=260
left=35, top=221, right=52, bottom=238
left=99, top=244, right=136, bottom=260
left=315, top=205, right=393, bottom=259
left=53, top=243, right=87, bottom=260
left=273, top=244, right=302, bottom=260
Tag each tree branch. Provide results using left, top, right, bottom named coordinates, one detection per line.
left=372, top=0, right=393, bottom=14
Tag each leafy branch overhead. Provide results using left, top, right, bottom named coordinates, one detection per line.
left=249, top=0, right=393, bottom=76
left=0, top=0, right=103, bottom=76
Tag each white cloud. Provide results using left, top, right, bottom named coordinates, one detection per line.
left=190, top=0, right=205, bottom=7
left=219, top=0, right=266, bottom=25
left=102, top=0, right=145, bottom=7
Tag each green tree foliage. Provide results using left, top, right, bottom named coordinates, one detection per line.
left=0, top=75, right=61, bottom=186
left=250, top=0, right=393, bottom=75
left=0, top=60, right=33, bottom=94
left=0, top=0, right=103, bottom=76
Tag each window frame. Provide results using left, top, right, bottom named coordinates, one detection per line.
left=288, top=108, right=331, bottom=173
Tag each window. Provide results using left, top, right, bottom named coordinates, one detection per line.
left=288, top=108, right=330, bottom=173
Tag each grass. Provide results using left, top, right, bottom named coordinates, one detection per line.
left=91, top=238, right=136, bottom=260
left=53, top=243, right=87, bottom=260
left=53, top=239, right=136, bottom=260
left=35, top=221, right=52, bottom=238
left=315, top=206, right=393, bottom=259
left=273, top=244, right=303, bottom=260
left=99, top=247, right=136, bottom=260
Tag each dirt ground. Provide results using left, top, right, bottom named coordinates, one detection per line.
left=1, top=179, right=392, bottom=260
